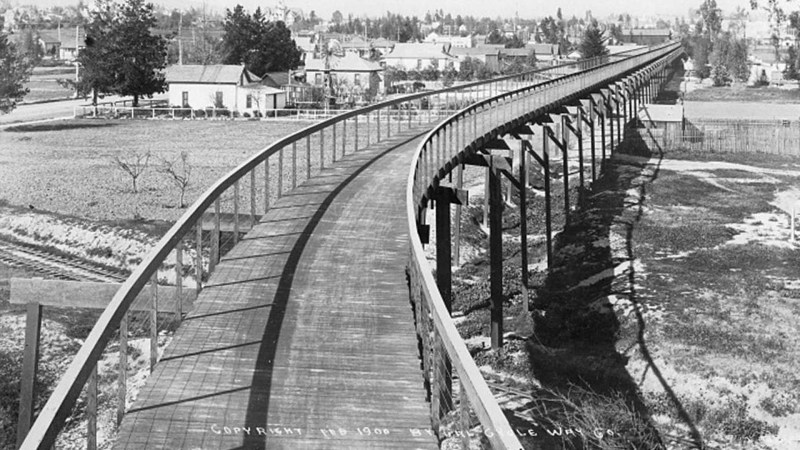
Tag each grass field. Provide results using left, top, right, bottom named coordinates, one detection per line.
left=22, top=66, right=76, bottom=103
left=684, top=84, right=800, bottom=103
left=0, top=119, right=312, bottom=224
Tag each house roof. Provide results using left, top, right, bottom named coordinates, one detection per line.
left=305, top=53, right=382, bottom=72
left=42, top=27, right=85, bottom=49
left=340, top=36, right=370, bottom=49
left=450, top=47, right=499, bottom=58
left=262, top=72, right=290, bottom=87
left=165, top=65, right=259, bottom=85
left=371, top=38, right=396, bottom=48
left=500, top=47, right=532, bottom=57
left=529, top=43, right=559, bottom=55
left=383, top=43, right=456, bottom=60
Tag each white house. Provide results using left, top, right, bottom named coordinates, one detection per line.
left=382, top=43, right=458, bottom=71
left=305, top=53, right=383, bottom=104
left=165, top=65, right=286, bottom=115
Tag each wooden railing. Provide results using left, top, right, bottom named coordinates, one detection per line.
left=405, top=41, right=683, bottom=449
left=20, top=50, right=663, bottom=449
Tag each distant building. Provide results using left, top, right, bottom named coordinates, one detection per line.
left=36, top=27, right=85, bottom=61
left=423, top=32, right=475, bottom=48
left=304, top=53, right=383, bottom=104
left=165, top=65, right=286, bottom=114
left=620, top=28, right=672, bottom=46
left=450, top=47, right=501, bottom=72
left=383, top=43, right=458, bottom=71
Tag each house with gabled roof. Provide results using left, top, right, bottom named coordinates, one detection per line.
left=382, top=43, right=458, bottom=72
left=305, top=53, right=384, bottom=104
left=165, top=64, right=286, bottom=115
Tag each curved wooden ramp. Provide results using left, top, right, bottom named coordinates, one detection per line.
left=113, top=127, right=438, bottom=449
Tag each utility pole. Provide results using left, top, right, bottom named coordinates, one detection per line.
left=178, top=10, right=183, bottom=65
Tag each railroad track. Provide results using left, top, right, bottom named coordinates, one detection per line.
left=0, top=239, right=128, bottom=283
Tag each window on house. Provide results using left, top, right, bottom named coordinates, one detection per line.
left=315, top=73, right=323, bottom=85
left=246, top=94, right=252, bottom=109
left=354, top=73, right=361, bottom=86
left=417, top=59, right=423, bottom=70
left=181, top=91, right=189, bottom=108
left=215, top=91, right=223, bottom=108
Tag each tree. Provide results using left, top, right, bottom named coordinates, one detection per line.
left=579, top=21, right=608, bottom=59
left=331, top=10, right=343, bottom=25
left=112, top=150, right=150, bottom=193
left=113, top=0, right=168, bottom=106
left=221, top=5, right=301, bottom=76
left=0, top=32, right=32, bottom=113
left=160, top=151, right=192, bottom=208
left=698, top=0, right=722, bottom=40
left=710, top=31, right=749, bottom=81
left=77, top=0, right=168, bottom=107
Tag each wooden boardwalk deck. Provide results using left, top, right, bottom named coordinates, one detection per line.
left=113, top=127, right=438, bottom=449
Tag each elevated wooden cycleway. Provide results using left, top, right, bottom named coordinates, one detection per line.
left=113, top=126, right=438, bottom=449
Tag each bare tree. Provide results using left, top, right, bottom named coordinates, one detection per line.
left=112, top=150, right=151, bottom=193
left=160, top=151, right=193, bottom=208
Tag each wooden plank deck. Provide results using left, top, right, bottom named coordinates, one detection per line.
left=113, top=127, right=438, bottom=450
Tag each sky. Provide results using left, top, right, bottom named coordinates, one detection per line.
left=25, top=0, right=759, bottom=20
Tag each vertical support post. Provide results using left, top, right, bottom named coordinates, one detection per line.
left=434, top=191, right=453, bottom=417
left=150, top=274, right=158, bottom=372
left=543, top=127, right=553, bottom=269
left=265, top=157, right=271, bottom=212
left=87, top=364, right=97, bottom=450
left=436, top=194, right=452, bottom=311
left=483, top=167, right=489, bottom=228
left=117, top=312, right=128, bottom=425
left=453, top=164, right=463, bottom=266
left=561, top=116, right=570, bottom=225
left=518, top=140, right=529, bottom=313
left=355, top=115, right=359, bottom=151
left=577, top=108, right=584, bottom=189
left=601, top=101, right=607, bottom=160
left=175, top=240, right=183, bottom=320
left=377, top=109, right=381, bottom=142
left=16, top=302, right=42, bottom=448
left=489, top=160, right=504, bottom=350
left=609, top=93, right=615, bottom=154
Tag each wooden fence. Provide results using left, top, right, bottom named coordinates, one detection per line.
left=630, top=119, right=800, bottom=155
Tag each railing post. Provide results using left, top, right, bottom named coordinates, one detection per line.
left=233, top=179, right=240, bottom=243
left=250, top=170, right=257, bottom=229
left=333, top=122, right=337, bottom=162
left=117, top=312, right=128, bottom=425
left=278, top=147, right=284, bottom=197
left=175, top=240, right=183, bottom=321
left=306, top=135, right=311, bottom=180
left=195, top=224, right=203, bottom=294
left=150, top=273, right=158, bottom=372
left=264, top=158, right=271, bottom=212
left=354, top=115, right=359, bottom=151
left=292, top=142, right=297, bottom=189
left=210, top=198, right=220, bottom=272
